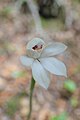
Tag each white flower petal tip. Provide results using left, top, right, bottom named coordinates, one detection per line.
left=26, top=38, right=45, bottom=50
left=39, top=57, right=67, bottom=77
left=20, top=56, right=34, bottom=67
left=35, top=79, right=49, bottom=89
left=61, top=70, right=67, bottom=77
left=41, top=42, right=68, bottom=57
left=64, top=72, right=67, bottom=78
left=32, top=60, right=50, bottom=89
left=64, top=44, right=67, bottom=50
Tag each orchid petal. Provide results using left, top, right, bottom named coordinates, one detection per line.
left=39, top=57, right=67, bottom=77
left=20, top=56, right=34, bottom=67
left=32, top=60, right=50, bottom=89
left=26, top=38, right=45, bottom=50
left=27, top=49, right=40, bottom=59
left=41, top=42, right=67, bottom=57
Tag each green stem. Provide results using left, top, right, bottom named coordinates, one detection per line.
left=27, top=77, right=35, bottom=120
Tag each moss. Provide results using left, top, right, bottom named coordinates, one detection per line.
left=5, top=96, right=20, bottom=117
left=0, top=7, right=11, bottom=18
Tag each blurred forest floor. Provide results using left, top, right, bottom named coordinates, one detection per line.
left=0, top=0, right=80, bottom=120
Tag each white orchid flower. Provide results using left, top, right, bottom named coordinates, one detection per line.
left=20, top=38, right=67, bottom=89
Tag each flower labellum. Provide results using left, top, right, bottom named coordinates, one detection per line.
left=20, top=38, right=67, bottom=89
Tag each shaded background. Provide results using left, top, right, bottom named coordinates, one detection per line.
left=0, top=0, right=80, bottom=120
